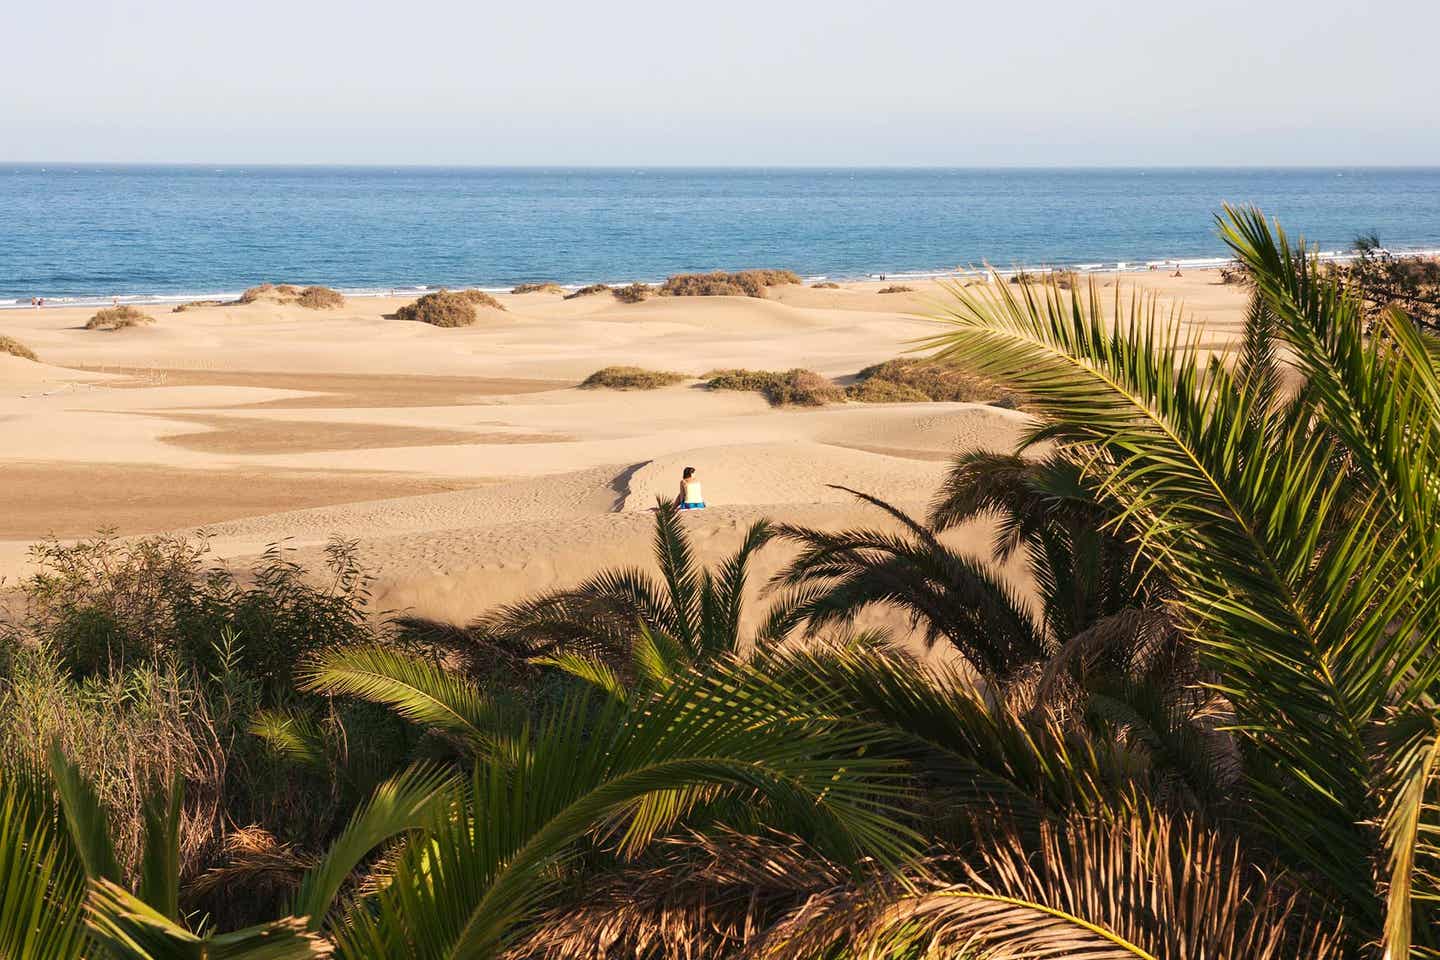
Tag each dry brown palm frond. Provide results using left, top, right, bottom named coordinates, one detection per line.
left=511, top=828, right=871, bottom=960
left=746, top=810, right=1347, bottom=960
left=187, top=825, right=315, bottom=903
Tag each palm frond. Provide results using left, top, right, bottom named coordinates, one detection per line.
left=0, top=762, right=88, bottom=960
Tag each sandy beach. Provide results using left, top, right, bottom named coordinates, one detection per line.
left=0, top=272, right=1249, bottom=647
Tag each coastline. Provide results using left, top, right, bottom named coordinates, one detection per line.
left=8, top=244, right=1439, bottom=310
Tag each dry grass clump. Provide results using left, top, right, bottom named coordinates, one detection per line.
left=235, top=283, right=344, bottom=309
left=171, top=300, right=225, bottom=313
left=511, top=282, right=564, bottom=295
left=659, top=269, right=802, bottom=299
left=236, top=283, right=297, bottom=304
left=845, top=357, right=1019, bottom=406
left=395, top=290, right=478, bottom=327
left=612, top=283, right=653, bottom=304
left=811, top=281, right=842, bottom=289
left=877, top=284, right=915, bottom=294
left=563, top=283, right=611, bottom=300
left=453, top=289, right=506, bottom=310
left=295, top=285, right=345, bottom=309
left=703, top=368, right=843, bottom=407
left=0, top=334, right=38, bottom=361
left=85, top=305, right=154, bottom=330
left=580, top=366, right=688, bottom=390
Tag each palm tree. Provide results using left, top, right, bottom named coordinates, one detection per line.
left=768, top=449, right=1164, bottom=699
left=900, top=204, right=1440, bottom=955
left=297, top=647, right=916, bottom=958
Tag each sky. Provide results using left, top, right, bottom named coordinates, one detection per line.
left=4, top=0, right=1438, bottom=166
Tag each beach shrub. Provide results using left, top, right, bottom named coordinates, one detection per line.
left=580, top=366, right=687, bottom=390
left=1009, top=271, right=1038, bottom=285
left=703, top=367, right=843, bottom=406
left=455, top=288, right=505, bottom=309
left=236, top=283, right=299, bottom=304
left=660, top=269, right=802, bottom=299
left=811, top=281, right=841, bottom=289
left=877, top=284, right=915, bottom=294
left=234, top=283, right=344, bottom=309
left=612, top=282, right=652, bottom=303
left=0, top=334, right=37, bottom=361
left=395, top=290, right=497, bottom=327
left=85, top=305, right=153, bottom=330
left=845, top=357, right=1009, bottom=404
left=1049, top=269, right=1079, bottom=290
left=563, top=283, right=611, bottom=300
left=172, top=300, right=225, bottom=312
left=1218, top=261, right=1250, bottom=285
left=1336, top=233, right=1440, bottom=329
left=511, top=282, right=564, bottom=295
left=295, top=285, right=345, bottom=309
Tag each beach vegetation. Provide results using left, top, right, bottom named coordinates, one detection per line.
left=579, top=366, right=687, bottom=390
left=703, top=367, right=844, bottom=406
left=510, top=282, right=564, bottom=295
left=84, top=306, right=153, bottom=330
left=0, top=334, right=38, bottom=361
left=171, top=299, right=226, bottom=312
left=811, top=281, right=841, bottom=289
left=611, top=282, right=652, bottom=303
left=659, top=269, right=801, bottom=299
left=845, top=357, right=1012, bottom=404
left=295, top=285, right=345, bottom=309
left=394, top=289, right=502, bottom=326
left=876, top=284, right=914, bottom=294
left=562, top=283, right=611, bottom=299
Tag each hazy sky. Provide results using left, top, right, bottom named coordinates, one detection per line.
left=4, top=0, right=1437, bottom=165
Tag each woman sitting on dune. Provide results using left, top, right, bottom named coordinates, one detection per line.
left=675, top=466, right=706, bottom=510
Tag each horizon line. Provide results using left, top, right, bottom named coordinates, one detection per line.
left=6, top=161, right=1440, bottom=172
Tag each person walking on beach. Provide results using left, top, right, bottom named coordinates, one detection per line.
left=675, top=466, right=705, bottom=510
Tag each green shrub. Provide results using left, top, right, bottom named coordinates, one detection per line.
left=877, top=285, right=914, bottom=294
left=659, top=269, right=802, bottom=299
left=563, top=283, right=611, bottom=300
left=811, top=281, right=841, bottom=289
left=0, top=334, right=37, bottom=361
left=511, top=282, right=564, bottom=295
left=580, top=366, right=687, bottom=390
left=295, top=285, right=345, bottom=309
left=845, top=358, right=1009, bottom=404
left=394, top=290, right=501, bottom=327
left=14, top=532, right=374, bottom=696
left=85, top=305, right=154, bottom=330
left=612, top=283, right=652, bottom=303
left=703, top=368, right=843, bottom=406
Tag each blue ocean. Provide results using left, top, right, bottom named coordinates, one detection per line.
left=3, top=165, right=1438, bottom=304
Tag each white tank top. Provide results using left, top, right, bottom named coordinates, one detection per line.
left=683, top=480, right=704, bottom=503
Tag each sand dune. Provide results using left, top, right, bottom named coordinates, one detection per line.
left=0, top=274, right=1250, bottom=650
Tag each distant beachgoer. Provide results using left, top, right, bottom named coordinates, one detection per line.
left=36, top=297, right=45, bottom=308
left=675, top=466, right=705, bottom=511
left=30, top=297, right=38, bottom=309
left=1171, top=264, right=1183, bottom=277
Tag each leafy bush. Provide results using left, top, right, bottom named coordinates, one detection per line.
left=845, top=358, right=1009, bottom=404
left=394, top=289, right=503, bottom=327
left=612, top=282, right=652, bottom=303
left=85, top=305, right=153, bottom=330
left=703, top=368, right=843, bottom=406
left=877, top=285, right=914, bottom=294
left=811, top=281, right=841, bottom=289
left=563, top=283, right=611, bottom=300
left=511, top=282, right=564, bottom=295
left=1217, top=261, right=1250, bottom=285
left=1337, top=233, right=1440, bottom=329
left=0, top=334, right=37, bottom=361
left=295, top=285, right=345, bottom=309
left=580, top=366, right=687, bottom=390
left=13, top=532, right=374, bottom=696
left=659, top=269, right=802, bottom=299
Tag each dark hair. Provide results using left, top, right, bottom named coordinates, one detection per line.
left=682, top=466, right=695, bottom=479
